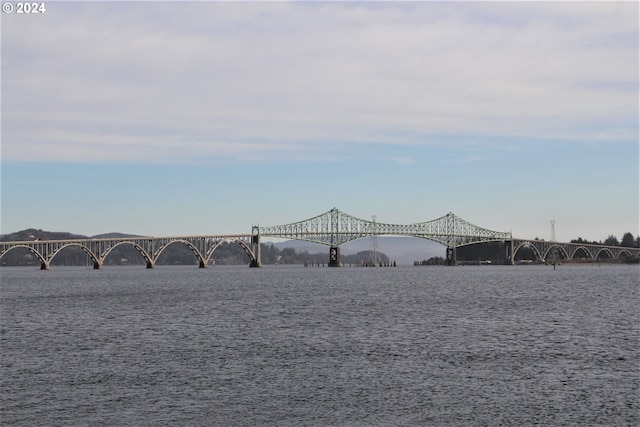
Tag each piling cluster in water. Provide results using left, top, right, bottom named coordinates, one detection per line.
left=303, top=261, right=397, bottom=267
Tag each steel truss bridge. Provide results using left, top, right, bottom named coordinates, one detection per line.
left=1, top=208, right=638, bottom=269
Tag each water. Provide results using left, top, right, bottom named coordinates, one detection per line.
left=1, top=264, right=638, bottom=426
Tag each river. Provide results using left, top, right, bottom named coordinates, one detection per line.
left=1, top=264, right=638, bottom=426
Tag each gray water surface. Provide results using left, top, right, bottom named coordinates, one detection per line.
left=1, top=264, right=638, bottom=426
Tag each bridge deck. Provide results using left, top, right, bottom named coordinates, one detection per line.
left=1, top=208, right=637, bottom=268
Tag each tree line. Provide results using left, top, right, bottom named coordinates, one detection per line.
left=570, top=232, right=639, bottom=248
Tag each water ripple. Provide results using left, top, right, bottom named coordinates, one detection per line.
left=1, top=265, right=638, bottom=426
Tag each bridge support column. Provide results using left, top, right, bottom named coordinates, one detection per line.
left=328, top=246, right=341, bottom=267
left=93, top=261, right=103, bottom=269
left=146, top=260, right=155, bottom=269
left=250, top=227, right=262, bottom=268
left=199, top=260, right=207, bottom=268
left=40, top=261, right=50, bottom=270
left=504, top=240, right=514, bottom=265
left=446, top=247, right=457, bottom=266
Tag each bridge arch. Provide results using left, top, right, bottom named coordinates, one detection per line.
left=0, top=244, right=49, bottom=268
left=154, top=240, right=206, bottom=268
left=594, top=247, right=614, bottom=260
left=616, top=249, right=635, bottom=260
left=570, top=246, right=593, bottom=260
left=542, top=244, right=569, bottom=262
left=204, top=239, right=258, bottom=266
left=100, top=241, right=153, bottom=268
left=47, top=242, right=101, bottom=268
left=513, top=241, right=544, bottom=262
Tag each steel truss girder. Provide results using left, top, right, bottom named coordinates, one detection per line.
left=258, top=207, right=512, bottom=247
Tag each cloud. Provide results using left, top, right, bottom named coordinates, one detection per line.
left=2, top=1, right=637, bottom=164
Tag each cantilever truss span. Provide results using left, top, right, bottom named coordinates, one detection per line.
left=258, top=207, right=512, bottom=247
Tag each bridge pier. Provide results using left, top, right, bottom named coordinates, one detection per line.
left=93, top=261, right=103, bottom=269
left=328, top=246, right=341, bottom=267
left=250, top=228, right=262, bottom=267
left=199, top=260, right=207, bottom=268
left=505, top=240, right=514, bottom=265
left=446, top=247, right=457, bottom=266
left=40, top=261, right=50, bottom=270
left=146, top=261, right=155, bottom=269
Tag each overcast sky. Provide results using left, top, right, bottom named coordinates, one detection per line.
left=2, top=1, right=638, bottom=244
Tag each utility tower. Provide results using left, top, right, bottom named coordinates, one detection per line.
left=550, top=220, right=558, bottom=268
left=369, top=215, right=380, bottom=266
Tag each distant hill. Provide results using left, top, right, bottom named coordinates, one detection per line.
left=1, top=229, right=145, bottom=241
left=91, top=232, right=141, bottom=239
left=0, top=228, right=87, bottom=242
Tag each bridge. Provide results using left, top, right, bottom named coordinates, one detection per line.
left=509, top=239, right=638, bottom=264
left=1, top=208, right=638, bottom=269
left=0, top=234, right=261, bottom=270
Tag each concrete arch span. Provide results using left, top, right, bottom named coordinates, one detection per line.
left=154, top=239, right=206, bottom=268
left=510, top=240, right=640, bottom=263
left=617, top=249, right=637, bottom=260
left=100, top=241, right=154, bottom=269
left=570, top=246, right=593, bottom=260
left=594, top=247, right=615, bottom=260
left=0, top=244, right=50, bottom=269
left=124, top=238, right=260, bottom=268
left=542, top=245, right=570, bottom=262
left=0, top=237, right=261, bottom=269
left=513, top=241, right=544, bottom=262
left=94, top=238, right=259, bottom=269
left=204, top=239, right=259, bottom=267
left=8, top=242, right=103, bottom=270
left=48, top=242, right=103, bottom=269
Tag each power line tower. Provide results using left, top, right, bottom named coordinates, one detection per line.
left=550, top=220, right=558, bottom=268
left=369, top=215, right=380, bottom=266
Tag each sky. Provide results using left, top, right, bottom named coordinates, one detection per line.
left=1, top=1, right=638, bottom=244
